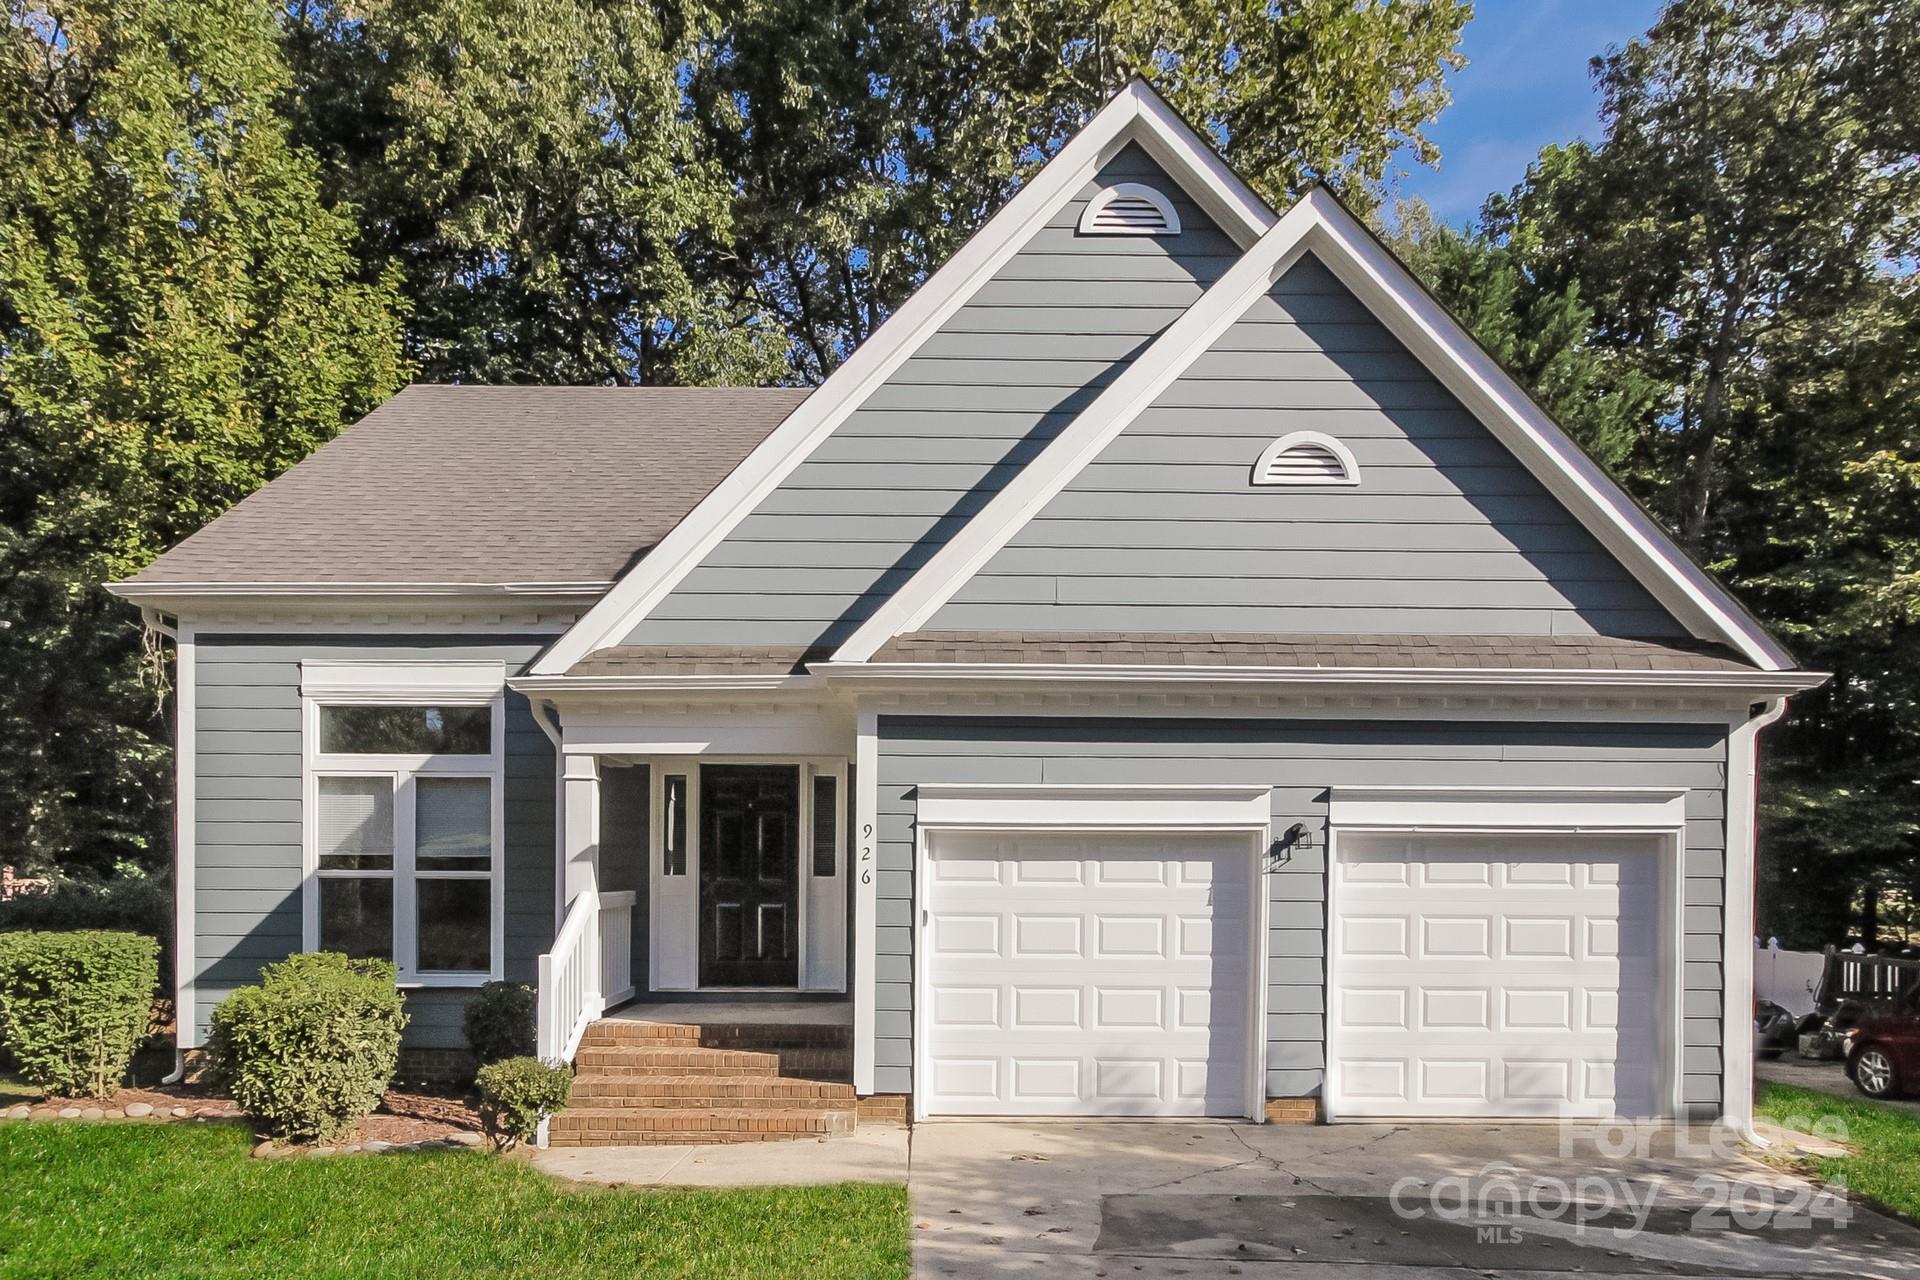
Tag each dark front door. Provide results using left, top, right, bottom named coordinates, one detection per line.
left=699, top=764, right=800, bottom=987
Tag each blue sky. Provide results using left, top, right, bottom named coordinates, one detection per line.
left=1392, top=0, right=1667, bottom=225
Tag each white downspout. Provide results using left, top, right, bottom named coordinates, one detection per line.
left=1724, top=696, right=1790, bottom=1148
left=155, top=615, right=192, bottom=1086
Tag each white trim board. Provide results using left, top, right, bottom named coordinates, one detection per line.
left=829, top=186, right=1791, bottom=672
left=301, top=660, right=507, bottom=701
left=529, top=78, right=1275, bottom=678
left=1328, top=785, right=1688, bottom=834
left=915, top=783, right=1272, bottom=831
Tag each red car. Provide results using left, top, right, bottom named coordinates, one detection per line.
left=1845, top=987, right=1920, bottom=1099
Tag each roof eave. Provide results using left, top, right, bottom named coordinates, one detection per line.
left=107, top=580, right=611, bottom=603
left=807, top=661, right=1828, bottom=698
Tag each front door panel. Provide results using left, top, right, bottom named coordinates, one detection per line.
left=699, top=764, right=799, bottom=987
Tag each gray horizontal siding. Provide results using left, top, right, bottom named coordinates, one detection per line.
left=933, top=253, right=1687, bottom=639
left=624, top=144, right=1243, bottom=648
left=191, top=636, right=557, bottom=1050
left=874, top=716, right=1729, bottom=1117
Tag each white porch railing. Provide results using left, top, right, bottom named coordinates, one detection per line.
left=533, top=885, right=639, bottom=1147
left=599, top=891, right=636, bottom=1006
left=536, top=889, right=603, bottom=1066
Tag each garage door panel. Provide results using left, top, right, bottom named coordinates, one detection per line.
left=1332, top=836, right=1666, bottom=1120
left=924, top=831, right=1254, bottom=1117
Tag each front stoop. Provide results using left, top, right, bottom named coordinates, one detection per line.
left=550, top=1019, right=859, bottom=1147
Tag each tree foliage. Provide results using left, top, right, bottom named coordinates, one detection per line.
left=281, top=0, right=787, bottom=386
left=1383, top=199, right=1662, bottom=472
left=0, top=0, right=407, bottom=875
left=1435, top=0, right=1920, bottom=947
left=686, top=0, right=1470, bottom=380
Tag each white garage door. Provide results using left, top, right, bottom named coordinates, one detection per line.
left=922, top=831, right=1255, bottom=1117
left=1330, top=834, right=1664, bottom=1119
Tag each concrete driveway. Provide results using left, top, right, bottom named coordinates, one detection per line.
left=909, top=1119, right=1920, bottom=1279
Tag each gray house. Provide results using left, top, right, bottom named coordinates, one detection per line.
left=112, top=81, right=1821, bottom=1145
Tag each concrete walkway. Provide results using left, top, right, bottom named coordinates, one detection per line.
left=531, top=1124, right=907, bottom=1187
left=909, top=1119, right=1920, bottom=1279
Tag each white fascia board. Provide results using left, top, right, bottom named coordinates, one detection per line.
left=529, top=79, right=1276, bottom=679
left=510, top=674, right=823, bottom=695
left=834, top=192, right=1331, bottom=661
left=1299, top=199, right=1793, bottom=671
left=1329, top=784, right=1687, bottom=833
left=917, top=782, right=1271, bottom=831
left=300, top=658, right=506, bottom=701
left=807, top=660, right=1827, bottom=698
left=106, top=581, right=610, bottom=600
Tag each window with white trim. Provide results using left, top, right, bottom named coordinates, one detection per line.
left=303, top=664, right=506, bottom=985
left=1251, top=431, right=1361, bottom=486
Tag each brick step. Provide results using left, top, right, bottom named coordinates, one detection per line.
left=571, top=1045, right=780, bottom=1076
left=579, top=1021, right=701, bottom=1047
left=570, top=1074, right=855, bottom=1107
left=696, top=1024, right=854, bottom=1050
left=546, top=1106, right=856, bottom=1146
left=764, top=1049, right=853, bottom=1082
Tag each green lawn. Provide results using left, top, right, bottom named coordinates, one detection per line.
left=0, top=1121, right=909, bottom=1279
left=1757, top=1082, right=1920, bottom=1221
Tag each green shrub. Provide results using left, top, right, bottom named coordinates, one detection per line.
left=0, top=867, right=172, bottom=984
left=476, top=1056, right=572, bottom=1151
left=463, top=981, right=536, bottom=1065
left=207, top=953, right=408, bottom=1142
left=0, top=931, right=160, bottom=1097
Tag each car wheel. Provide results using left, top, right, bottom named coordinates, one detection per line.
left=1855, top=1046, right=1901, bottom=1099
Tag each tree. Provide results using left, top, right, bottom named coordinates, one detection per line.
left=1383, top=199, right=1661, bottom=473
left=0, top=0, right=406, bottom=874
left=1471, top=0, right=1920, bottom=948
left=1485, top=0, right=1920, bottom=549
left=282, top=0, right=787, bottom=386
left=687, top=0, right=1471, bottom=381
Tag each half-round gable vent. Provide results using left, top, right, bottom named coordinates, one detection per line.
left=1252, top=432, right=1361, bottom=487
left=1077, top=183, right=1182, bottom=236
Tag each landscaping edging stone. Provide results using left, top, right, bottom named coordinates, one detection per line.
left=6, top=1103, right=194, bottom=1122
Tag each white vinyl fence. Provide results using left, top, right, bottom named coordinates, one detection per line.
left=1754, top=944, right=1825, bottom=1017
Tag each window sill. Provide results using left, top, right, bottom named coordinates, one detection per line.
left=396, top=975, right=496, bottom=990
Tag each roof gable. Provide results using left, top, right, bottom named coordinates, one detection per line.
left=832, top=188, right=1792, bottom=670
left=921, top=252, right=1686, bottom=639
left=614, top=143, right=1245, bottom=648
left=529, top=79, right=1276, bottom=674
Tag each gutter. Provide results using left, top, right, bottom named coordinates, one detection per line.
left=106, top=580, right=613, bottom=599
left=511, top=673, right=823, bottom=696
left=806, top=661, right=1830, bottom=698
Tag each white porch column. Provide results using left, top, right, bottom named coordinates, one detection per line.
left=562, top=752, right=601, bottom=910
left=854, top=707, right=879, bottom=1095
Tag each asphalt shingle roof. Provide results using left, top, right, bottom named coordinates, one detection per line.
left=566, top=645, right=822, bottom=677
left=122, top=385, right=810, bottom=588
left=868, top=632, right=1756, bottom=672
